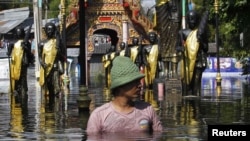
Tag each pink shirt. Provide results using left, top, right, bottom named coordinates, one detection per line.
left=86, top=101, right=162, bottom=133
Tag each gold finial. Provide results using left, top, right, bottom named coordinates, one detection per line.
left=214, top=0, right=219, bottom=14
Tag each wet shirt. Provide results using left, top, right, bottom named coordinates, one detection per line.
left=86, top=101, right=162, bottom=133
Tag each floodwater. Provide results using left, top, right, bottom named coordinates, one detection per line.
left=0, top=67, right=250, bottom=141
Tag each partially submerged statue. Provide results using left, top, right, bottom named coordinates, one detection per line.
left=38, top=22, right=65, bottom=104
left=7, top=27, right=32, bottom=95
left=143, top=31, right=160, bottom=89
left=176, top=10, right=209, bottom=96
left=102, top=45, right=116, bottom=88
left=128, top=37, right=139, bottom=67
left=118, top=42, right=126, bottom=56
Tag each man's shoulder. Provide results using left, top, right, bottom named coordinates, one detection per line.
left=92, top=102, right=112, bottom=113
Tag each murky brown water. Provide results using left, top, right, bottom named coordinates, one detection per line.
left=1, top=67, right=250, bottom=141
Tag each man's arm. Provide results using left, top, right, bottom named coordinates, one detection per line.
left=86, top=111, right=102, bottom=134
left=149, top=105, right=163, bottom=132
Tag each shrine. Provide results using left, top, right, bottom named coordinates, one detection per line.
left=65, top=0, right=185, bottom=95
left=65, top=0, right=156, bottom=86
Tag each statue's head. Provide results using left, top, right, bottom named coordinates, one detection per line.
left=16, top=27, right=25, bottom=39
left=186, top=10, right=200, bottom=30
left=45, top=22, right=56, bottom=38
left=132, top=37, right=139, bottom=46
left=148, top=31, right=157, bottom=44
left=110, top=45, right=116, bottom=52
left=120, top=42, right=126, bottom=50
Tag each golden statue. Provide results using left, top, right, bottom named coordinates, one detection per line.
left=8, top=27, right=32, bottom=95
left=129, top=37, right=140, bottom=67
left=176, top=10, right=209, bottom=96
left=38, top=22, right=65, bottom=105
left=118, top=42, right=126, bottom=56
left=102, top=45, right=116, bottom=88
left=142, top=31, right=159, bottom=89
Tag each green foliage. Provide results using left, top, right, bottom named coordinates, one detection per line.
left=192, top=0, right=250, bottom=58
left=46, top=0, right=70, bottom=19
left=219, top=0, right=250, bottom=58
left=47, top=0, right=60, bottom=19
left=0, top=0, right=31, bottom=10
left=0, top=0, right=71, bottom=19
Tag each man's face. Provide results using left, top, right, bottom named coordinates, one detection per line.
left=119, top=79, right=142, bottom=99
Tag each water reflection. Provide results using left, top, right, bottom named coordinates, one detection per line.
left=1, top=74, right=250, bottom=140
left=202, top=77, right=243, bottom=96
left=0, top=79, right=86, bottom=140
left=9, top=93, right=28, bottom=138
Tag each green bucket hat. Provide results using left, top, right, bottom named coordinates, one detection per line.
left=110, top=56, right=145, bottom=89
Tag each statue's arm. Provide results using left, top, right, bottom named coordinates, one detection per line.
left=197, top=11, right=209, bottom=53
left=38, top=41, right=46, bottom=68
left=158, top=44, right=163, bottom=71
left=124, top=43, right=130, bottom=57
left=22, top=40, right=33, bottom=64
left=176, top=30, right=185, bottom=52
left=6, top=42, right=14, bottom=56
left=142, top=46, right=149, bottom=66
left=56, top=32, right=66, bottom=63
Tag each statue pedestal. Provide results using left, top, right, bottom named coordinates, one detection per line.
left=153, top=78, right=183, bottom=98
left=153, top=78, right=165, bottom=96
left=77, top=85, right=91, bottom=112
left=165, top=78, right=182, bottom=94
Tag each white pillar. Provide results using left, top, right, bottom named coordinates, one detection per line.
left=122, top=19, right=128, bottom=43
left=33, top=0, right=43, bottom=132
left=33, top=0, right=42, bottom=80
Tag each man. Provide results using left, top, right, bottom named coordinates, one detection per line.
left=87, top=56, right=162, bottom=133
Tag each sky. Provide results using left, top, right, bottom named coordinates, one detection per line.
left=140, top=0, right=156, bottom=16
left=141, top=0, right=155, bottom=9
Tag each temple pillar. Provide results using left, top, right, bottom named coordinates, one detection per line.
left=122, top=15, right=129, bottom=43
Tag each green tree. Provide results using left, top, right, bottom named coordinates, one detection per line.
left=0, top=0, right=70, bottom=20
left=220, top=0, right=250, bottom=59
left=46, top=0, right=70, bottom=19
left=193, top=0, right=250, bottom=59
left=46, top=0, right=60, bottom=19
left=0, top=0, right=32, bottom=10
